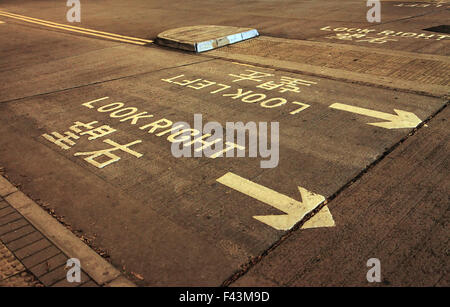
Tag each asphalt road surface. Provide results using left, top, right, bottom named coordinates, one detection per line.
left=0, top=0, right=448, bottom=286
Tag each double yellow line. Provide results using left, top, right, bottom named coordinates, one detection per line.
left=0, top=10, right=153, bottom=45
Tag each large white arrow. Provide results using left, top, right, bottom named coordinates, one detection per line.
left=329, top=103, right=422, bottom=129
left=217, top=172, right=331, bottom=231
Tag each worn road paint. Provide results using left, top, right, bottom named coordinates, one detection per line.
left=82, top=96, right=110, bottom=109
left=217, top=172, right=325, bottom=230
left=301, top=205, right=335, bottom=229
left=0, top=10, right=152, bottom=45
left=329, top=103, right=422, bottom=129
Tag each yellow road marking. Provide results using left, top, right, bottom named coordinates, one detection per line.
left=0, top=10, right=152, bottom=42
left=0, top=10, right=152, bottom=45
left=217, top=172, right=326, bottom=230
left=301, top=205, right=335, bottom=229
left=329, top=103, right=422, bottom=129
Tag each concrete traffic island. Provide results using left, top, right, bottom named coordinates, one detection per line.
left=155, top=25, right=259, bottom=52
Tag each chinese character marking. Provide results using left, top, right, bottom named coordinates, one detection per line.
left=279, top=76, right=316, bottom=92
left=256, top=76, right=317, bottom=93
left=256, top=81, right=284, bottom=91
left=42, top=132, right=80, bottom=150
left=229, top=70, right=274, bottom=83
left=79, top=125, right=116, bottom=140
left=74, top=139, right=143, bottom=169
left=42, top=121, right=117, bottom=149
left=357, top=36, right=397, bottom=44
left=69, top=121, right=98, bottom=133
left=325, top=33, right=366, bottom=41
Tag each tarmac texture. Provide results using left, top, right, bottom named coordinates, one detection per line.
left=0, top=0, right=448, bottom=286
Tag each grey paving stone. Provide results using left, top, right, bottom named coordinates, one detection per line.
left=15, top=238, right=52, bottom=260
left=0, top=219, right=28, bottom=236
left=29, top=253, right=68, bottom=277
left=0, top=225, right=35, bottom=244
left=6, top=231, right=45, bottom=252
left=21, top=245, right=61, bottom=268
left=0, top=212, right=22, bottom=226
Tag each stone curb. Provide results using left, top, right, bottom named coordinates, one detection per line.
left=156, top=25, right=259, bottom=52
left=0, top=175, right=135, bottom=287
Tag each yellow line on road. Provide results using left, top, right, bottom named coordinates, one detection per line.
left=0, top=10, right=152, bottom=42
left=0, top=10, right=153, bottom=45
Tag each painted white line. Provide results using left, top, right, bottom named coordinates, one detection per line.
left=329, top=103, right=422, bottom=129
left=196, top=40, right=214, bottom=52
left=195, top=29, right=259, bottom=52
left=217, top=172, right=326, bottom=230
left=241, top=29, right=259, bottom=40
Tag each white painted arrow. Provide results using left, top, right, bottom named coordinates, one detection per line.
left=217, top=172, right=331, bottom=231
left=329, top=103, right=422, bottom=129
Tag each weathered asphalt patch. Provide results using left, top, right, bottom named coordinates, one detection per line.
left=0, top=59, right=446, bottom=285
